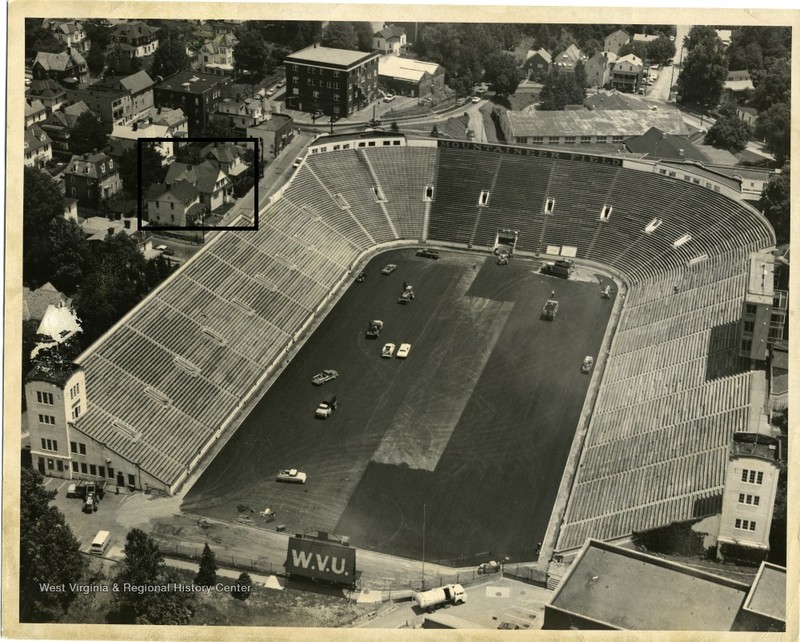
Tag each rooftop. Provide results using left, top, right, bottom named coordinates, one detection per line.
left=378, top=55, right=441, bottom=82
left=586, top=90, right=650, bottom=111
left=26, top=359, right=82, bottom=387
left=548, top=539, right=750, bottom=630
left=625, top=126, right=706, bottom=162
left=526, top=48, right=552, bottom=63
left=286, top=44, right=379, bottom=68
left=746, top=252, right=776, bottom=300
left=376, top=25, right=406, bottom=40
left=742, top=562, right=786, bottom=623
left=729, top=431, right=779, bottom=462
left=507, top=108, right=688, bottom=138
left=23, top=282, right=71, bottom=322
left=34, top=50, right=86, bottom=72
left=157, top=71, right=229, bottom=95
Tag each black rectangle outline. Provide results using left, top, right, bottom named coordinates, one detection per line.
left=136, top=137, right=260, bottom=231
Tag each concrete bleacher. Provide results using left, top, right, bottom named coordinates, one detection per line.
left=74, top=142, right=775, bottom=521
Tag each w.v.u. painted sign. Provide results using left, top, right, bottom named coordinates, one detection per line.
left=285, top=536, right=356, bottom=586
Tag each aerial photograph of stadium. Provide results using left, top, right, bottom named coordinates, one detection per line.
left=5, top=1, right=795, bottom=638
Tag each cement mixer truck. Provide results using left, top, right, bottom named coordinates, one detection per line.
left=414, top=584, right=467, bottom=612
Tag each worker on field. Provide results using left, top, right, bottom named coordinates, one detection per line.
left=551, top=289, right=556, bottom=298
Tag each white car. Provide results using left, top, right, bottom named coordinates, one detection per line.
left=581, top=356, right=594, bottom=373
left=383, top=95, right=396, bottom=103
left=382, top=343, right=396, bottom=358
left=292, top=157, right=303, bottom=168
left=471, top=96, right=481, bottom=103
left=266, top=87, right=276, bottom=96
left=276, top=468, right=307, bottom=484
left=396, top=343, right=411, bottom=359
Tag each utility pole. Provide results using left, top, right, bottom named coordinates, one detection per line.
left=421, top=503, right=426, bottom=590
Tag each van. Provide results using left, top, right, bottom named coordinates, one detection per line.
left=89, top=530, right=111, bottom=556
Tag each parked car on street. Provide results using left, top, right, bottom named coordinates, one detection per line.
left=366, top=320, right=384, bottom=339
left=382, top=343, right=396, bottom=358
left=381, top=264, right=397, bottom=275
left=311, top=369, right=338, bottom=385
left=397, top=343, right=412, bottom=359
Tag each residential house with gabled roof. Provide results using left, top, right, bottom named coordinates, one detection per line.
left=603, top=29, right=629, bottom=55
left=198, top=33, right=238, bottom=75
left=108, top=20, right=159, bottom=58
left=32, top=49, right=89, bottom=84
left=152, top=107, right=189, bottom=138
left=201, top=142, right=249, bottom=177
left=25, top=98, right=48, bottom=127
left=611, top=53, right=643, bottom=93
left=118, top=70, right=156, bottom=122
left=146, top=180, right=205, bottom=226
left=23, top=282, right=72, bottom=322
left=27, top=79, right=67, bottom=113
left=214, top=95, right=268, bottom=134
left=584, top=51, right=617, bottom=89
left=373, top=25, right=407, bottom=55
left=45, top=20, right=91, bottom=54
left=523, top=48, right=552, bottom=80
left=552, top=44, right=587, bottom=75
left=724, top=69, right=754, bottom=103
left=40, top=101, right=95, bottom=156
left=165, top=160, right=232, bottom=212
left=24, top=125, right=53, bottom=169
left=63, top=151, right=122, bottom=209
left=624, top=126, right=707, bottom=162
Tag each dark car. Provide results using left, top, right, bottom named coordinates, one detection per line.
left=366, top=320, right=384, bottom=339
left=416, top=249, right=440, bottom=260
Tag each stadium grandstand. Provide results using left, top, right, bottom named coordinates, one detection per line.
left=28, top=133, right=777, bottom=571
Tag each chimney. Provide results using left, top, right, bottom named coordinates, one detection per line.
left=123, top=219, right=131, bottom=229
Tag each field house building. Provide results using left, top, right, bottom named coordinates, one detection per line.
left=377, top=55, right=444, bottom=98
left=25, top=135, right=785, bottom=578
left=284, top=44, right=379, bottom=118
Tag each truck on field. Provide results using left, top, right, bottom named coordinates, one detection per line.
left=542, top=299, right=559, bottom=320
left=541, top=259, right=574, bottom=279
left=414, top=584, right=467, bottom=612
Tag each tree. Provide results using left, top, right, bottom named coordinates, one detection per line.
left=113, top=530, right=195, bottom=624
left=761, top=164, right=790, bottom=244
left=76, top=233, right=149, bottom=344
left=646, top=36, right=676, bottom=66
left=201, top=117, right=233, bottom=139
left=118, top=145, right=169, bottom=199
left=194, top=543, right=218, bottom=587
left=755, top=102, right=790, bottom=165
left=151, top=33, right=191, bottom=78
left=703, top=113, right=751, bottom=153
left=539, top=70, right=585, bottom=110
left=390, top=121, right=400, bottom=132
left=174, top=143, right=205, bottom=166
left=233, top=572, right=253, bottom=601
left=47, top=217, right=87, bottom=294
left=677, top=35, right=728, bottom=107
left=233, top=27, right=272, bottom=77
left=23, top=167, right=65, bottom=287
left=106, top=45, right=141, bottom=76
left=68, top=111, right=108, bottom=155
left=353, top=22, right=374, bottom=52
left=750, top=58, right=790, bottom=112
left=483, top=51, right=523, bottom=97
left=84, top=20, right=112, bottom=75
left=321, top=22, right=358, bottom=50
left=20, top=467, right=83, bottom=622
left=618, top=40, right=648, bottom=61
left=25, top=19, right=65, bottom=58
left=683, top=25, right=719, bottom=52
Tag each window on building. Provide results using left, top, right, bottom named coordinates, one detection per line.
left=612, top=136, right=624, bottom=143
left=89, top=464, right=97, bottom=476
left=81, top=463, right=88, bottom=474
left=531, top=136, right=543, bottom=144
left=39, top=414, right=56, bottom=425
left=745, top=304, right=757, bottom=315
left=99, top=466, right=105, bottom=478
left=70, top=441, right=77, bottom=453
left=37, top=391, right=54, bottom=405
left=581, top=136, right=592, bottom=143
left=79, top=443, right=86, bottom=455
left=564, top=136, right=576, bottom=144
left=743, top=321, right=754, bottom=334
left=128, top=474, right=135, bottom=487
left=72, top=461, right=79, bottom=472
left=108, top=466, right=115, bottom=478
left=48, top=459, right=54, bottom=470
left=741, top=339, right=752, bottom=353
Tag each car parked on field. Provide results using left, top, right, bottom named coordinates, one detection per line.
left=366, top=320, right=384, bottom=339
left=381, top=264, right=397, bottom=275
left=416, top=249, right=440, bottom=260
left=276, top=468, right=307, bottom=484
left=315, top=395, right=338, bottom=418
left=581, top=356, right=594, bottom=373
left=311, top=369, right=338, bottom=385
left=382, top=343, right=396, bottom=358
left=397, top=343, right=412, bottom=358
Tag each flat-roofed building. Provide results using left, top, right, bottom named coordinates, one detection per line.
left=285, top=44, right=380, bottom=118
left=739, top=252, right=788, bottom=361
left=545, top=539, right=757, bottom=630
left=378, top=55, right=444, bottom=97
left=154, top=71, right=232, bottom=136
left=500, top=107, right=688, bottom=146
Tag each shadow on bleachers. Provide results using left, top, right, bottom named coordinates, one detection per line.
left=705, top=321, right=749, bottom=381
left=693, top=491, right=723, bottom=519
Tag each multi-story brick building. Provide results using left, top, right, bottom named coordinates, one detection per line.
left=284, top=44, right=379, bottom=118
left=154, top=71, right=232, bottom=136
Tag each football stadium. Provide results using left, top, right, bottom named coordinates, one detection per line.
left=43, top=133, right=777, bottom=569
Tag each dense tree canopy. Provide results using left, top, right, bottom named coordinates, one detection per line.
left=151, top=33, right=191, bottom=78
left=23, top=168, right=65, bottom=287
left=233, top=27, right=273, bottom=76
left=25, top=19, right=65, bottom=59
left=762, top=164, right=790, bottom=245
left=726, top=26, right=791, bottom=72
left=47, top=217, right=87, bottom=294
left=703, top=112, right=751, bottom=153
left=677, top=31, right=728, bottom=107
left=68, top=111, right=108, bottom=155
left=84, top=20, right=112, bottom=75
left=118, top=145, right=169, bottom=199
left=683, top=25, right=720, bottom=52
left=646, top=36, right=676, bottom=66
left=321, top=22, right=359, bottom=50
left=20, top=467, right=83, bottom=622
left=539, top=69, right=586, bottom=110
left=106, top=45, right=142, bottom=76
left=353, top=22, right=374, bottom=52
left=756, top=102, right=790, bottom=165
left=483, top=51, right=523, bottom=97
left=234, top=573, right=253, bottom=601
left=750, top=58, right=790, bottom=112
left=618, top=40, right=648, bottom=61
